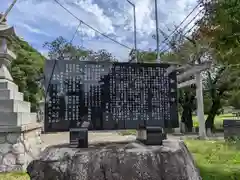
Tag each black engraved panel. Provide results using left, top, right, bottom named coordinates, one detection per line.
left=44, top=60, right=112, bottom=132
left=44, top=60, right=178, bottom=132
left=109, top=63, right=178, bottom=129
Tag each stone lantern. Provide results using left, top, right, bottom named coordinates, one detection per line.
left=0, top=14, right=42, bottom=173
left=0, top=13, right=16, bottom=81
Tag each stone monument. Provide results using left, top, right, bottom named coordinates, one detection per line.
left=0, top=14, right=42, bottom=172
left=27, top=140, right=202, bottom=180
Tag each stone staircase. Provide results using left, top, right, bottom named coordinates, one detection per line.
left=0, top=79, right=37, bottom=126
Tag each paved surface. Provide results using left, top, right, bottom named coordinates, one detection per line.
left=41, top=131, right=137, bottom=148
left=41, top=131, right=224, bottom=149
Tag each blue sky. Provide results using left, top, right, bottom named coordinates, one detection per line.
left=1, top=0, right=201, bottom=61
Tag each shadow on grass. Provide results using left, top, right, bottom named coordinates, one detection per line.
left=198, top=164, right=240, bottom=180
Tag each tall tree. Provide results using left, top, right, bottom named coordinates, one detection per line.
left=160, top=29, right=208, bottom=133
left=197, top=0, right=240, bottom=131
left=161, top=28, right=240, bottom=134
left=43, top=36, right=89, bottom=60
left=9, top=36, right=45, bottom=112
left=198, top=0, right=240, bottom=64
left=44, top=36, right=116, bottom=62
left=203, top=64, right=240, bottom=132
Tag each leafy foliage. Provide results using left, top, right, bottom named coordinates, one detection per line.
left=185, top=140, right=240, bottom=180
left=199, top=0, right=240, bottom=64
left=44, top=36, right=117, bottom=62
left=229, top=90, right=240, bottom=110
left=129, top=49, right=157, bottom=63
left=9, top=36, right=45, bottom=112
left=43, top=36, right=89, bottom=60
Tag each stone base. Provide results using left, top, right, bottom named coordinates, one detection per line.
left=27, top=140, right=201, bottom=180
left=136, top=126, right=166, bottom=145
left=0, top=123, right=42, bottom=172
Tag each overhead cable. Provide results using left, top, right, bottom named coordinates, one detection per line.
left=54, top=0, right=132, bottom=50
left=161, top=8, right=204, bottom=53
left=159, top=2, right=201, bottom=51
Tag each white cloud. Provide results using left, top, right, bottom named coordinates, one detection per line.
left=16, top=23, right=51, bottom=37
left=126, top=0, right=155, bottom=35
left=1, top=0, right=201, bottom=60
left=13, top=0, right=115, bottom=37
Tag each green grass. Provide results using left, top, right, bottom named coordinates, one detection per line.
left=185, top=139, right=240, bottom=180
left=0, top=172, right=29, bottom=180
left=192, top=113, right=235, bottom=129
left=119, top=113, right=235, bottom=136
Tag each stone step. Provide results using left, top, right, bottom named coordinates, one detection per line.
left=0, top=99, right=30, bottom=113
left=0, top=80, right=18, bottom=92
left=0, top=89, right=23, bottom=100
left=0, top=112, right=37, bottom=126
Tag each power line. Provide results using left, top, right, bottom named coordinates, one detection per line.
left=161, top=8, right=204, bottom=53
left=158, top=2, right=201, bottom=52
left=53, top=0, right=132, bottom=50
left=45, top=13, right=82, bottom=100
left=160, top=24, right=198, bottom=54
left=70, top=21, right=82, bottom=44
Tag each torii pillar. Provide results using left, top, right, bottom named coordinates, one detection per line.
left=195, top=72, right=206, bottom=138
left=175, top=62, right=210, bottom=138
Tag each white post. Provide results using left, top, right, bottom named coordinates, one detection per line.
left=195, top=73, right=206, bottom=138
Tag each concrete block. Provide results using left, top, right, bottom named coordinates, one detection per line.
left=0, top=112, right=37, bottom=126
left=0, top=80, right=18, bottom=92
left=0, top=89, right=23, bottom=100
left=0, top=100, right=30, bottom=113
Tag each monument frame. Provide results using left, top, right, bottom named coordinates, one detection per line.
left=43, top=59, right=179, bottom=147
left=44, top=60, right=179, bottom=129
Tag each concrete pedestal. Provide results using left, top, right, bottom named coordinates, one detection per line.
left=0, top=78, right=42, bottom=172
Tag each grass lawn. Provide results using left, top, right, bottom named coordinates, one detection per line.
left=0, top=172, right=29, bottom=180
left=192, top=113, right=236, bottom=129
left=119, top=113, right=236, bottom=135
left=185, top=140, right=240, bottom=180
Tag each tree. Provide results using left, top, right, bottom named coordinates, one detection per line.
left=43, top=36, right=89, bottom=60
left=44, top=36, right=117, bottom=62
left=178, top=87, right=196, bottom=132
left=157, top=27, right=238, bottom=134
left=198, top=0, right=240, bottom=64
left=89, top=49, right=118, bottom=62
left=229, top=90, right=240, bottom=110
left=9, top=36, right=45, bottom=112
left=129, top=49, right=157, bottom=63
left=203, top=64, right=240, bottom=131
left=160, top=29, right=209, bottom=133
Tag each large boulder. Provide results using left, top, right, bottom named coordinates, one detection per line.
left=27, top=140, right=201, bottom=180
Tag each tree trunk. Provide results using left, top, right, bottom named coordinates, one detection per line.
left=181, top=106, right=193, bottom=133
left=205, top=98, right=221, bottom=133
